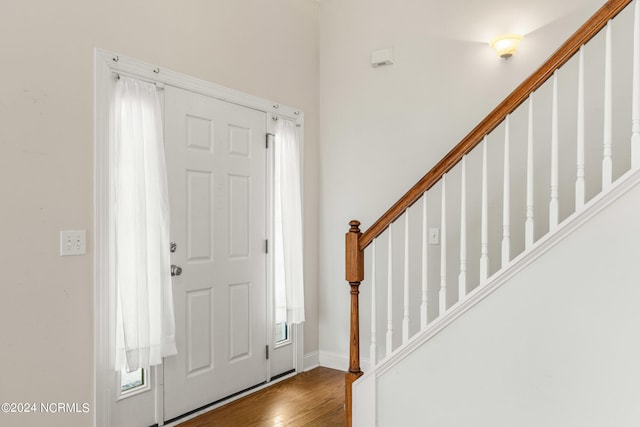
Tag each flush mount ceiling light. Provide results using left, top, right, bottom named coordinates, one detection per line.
left=490, top=34, right=523, bottom=59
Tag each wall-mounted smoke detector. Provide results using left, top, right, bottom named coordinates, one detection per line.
left=371, top=47, right=395, bottom=67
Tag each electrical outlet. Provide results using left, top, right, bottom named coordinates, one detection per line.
left=428, top=227, right=440, bottom=245
left=60, top=230, right=87, bottom=256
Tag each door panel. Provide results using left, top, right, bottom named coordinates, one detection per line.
left=186, top=288, right=213, bottom=375
left=163, top=86, right=268, bottom=422
left=186, top=171, right=213, bottom=261
left=271, top=331, right=295, bottom=378
left=229, top=174, right=250, bottom=257
left=229, top=282, right=251, bottom=360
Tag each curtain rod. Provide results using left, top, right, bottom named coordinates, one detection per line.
left=112, top=71, right=163, bottom=88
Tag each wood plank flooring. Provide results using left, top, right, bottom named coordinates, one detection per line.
left=177, top=367, right=345, bottom=427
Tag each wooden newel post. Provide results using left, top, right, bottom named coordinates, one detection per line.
left=345, top=220, right=364, bottom=427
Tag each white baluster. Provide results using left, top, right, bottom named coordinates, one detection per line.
left=603, top=20, right=613, bottom=189
left=402, top=211, right=410, bottom=344
left=458, top=156, right=467, bottom=300
left=526, top=94, right=535, bottom=249
left=439, top=174, right=447, bottom=316
left=420, top=193, right=428, bottom=329
left=633, top=0, right=640, bottom=170
left=386, top=224, right=393, bottom=356
left=370, top=239, right=377, bottom=366
left=576, top=45, right=586, bottom=210
left=550, top=71, right=560, bottom=230
left=502, top=116, right=511, bottom=267
left=480, top=138, right=489, bottom=282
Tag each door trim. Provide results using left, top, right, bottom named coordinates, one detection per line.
left=94, top=49, right=304, bottom=427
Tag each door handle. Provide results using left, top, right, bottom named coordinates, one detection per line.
left=171, top=265, right=183, bottom=277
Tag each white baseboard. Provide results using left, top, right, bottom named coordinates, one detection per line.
left=303, top=351, right=320, bottom=371
left=300, top=350, right=373, bottom=373
left=318, top=350, right=370, bottom=372
left=318, top=350, right=345, bottom=371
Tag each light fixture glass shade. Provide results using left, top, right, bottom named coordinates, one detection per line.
left=490, top=34, right=523, bottom=58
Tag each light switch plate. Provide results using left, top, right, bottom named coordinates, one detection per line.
left=60, top=230, right=87, bottom=256
left=428, top=227, right=440, bottom=245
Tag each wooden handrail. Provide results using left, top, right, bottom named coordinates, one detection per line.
left=358, top=0, right=632, bottom=252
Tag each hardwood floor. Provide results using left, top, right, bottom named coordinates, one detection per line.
left=177, top=367, right=345, bottom=427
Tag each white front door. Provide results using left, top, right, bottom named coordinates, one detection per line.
left=163, top=85, right=268, bottom=422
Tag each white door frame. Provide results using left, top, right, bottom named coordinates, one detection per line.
left=94, top=49, right=304, bottom=427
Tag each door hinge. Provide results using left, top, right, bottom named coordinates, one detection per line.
left=266, top=345, right=270, bottom=360
left=266, top=133, right=274, bottom=148
left=265, top=239, right=269, bottom=254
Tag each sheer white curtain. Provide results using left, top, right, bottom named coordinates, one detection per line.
left=113, top=76, right=177, bottom=372
left=274, top=119, right=305, bottom=324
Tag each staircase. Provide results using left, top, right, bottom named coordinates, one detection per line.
left=344, top=0, right=640, bottom=425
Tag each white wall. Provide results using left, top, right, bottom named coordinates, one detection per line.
left=317, top=0, right=606, bottom=366
left=0, top=1, right=318, bottom=426
left=377, top=173, right=640, bottom=427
